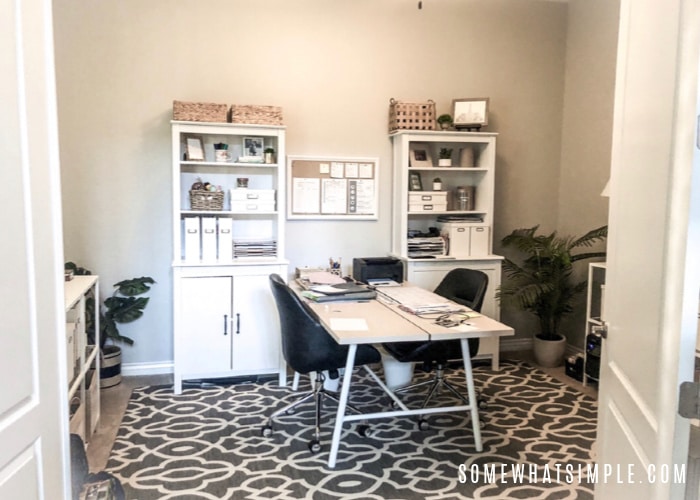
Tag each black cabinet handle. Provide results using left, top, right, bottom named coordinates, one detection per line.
left=224, top=314, right=228, bottom=335
left=236, top=313, right=240, bottom=334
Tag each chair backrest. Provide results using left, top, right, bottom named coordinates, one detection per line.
left=433, top=268, right=489, bottom=312
left=268, top=274, right=349, bottom=374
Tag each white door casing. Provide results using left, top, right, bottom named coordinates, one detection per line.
left=0, top=0, right=69, bottom=498
left=596, top=0, right=700, bottom=499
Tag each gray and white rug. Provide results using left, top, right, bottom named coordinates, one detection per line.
left=106, top=361, right=597, bottom=499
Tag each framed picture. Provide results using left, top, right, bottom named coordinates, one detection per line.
left=185, top=136, right=205, bottom=161
left=409, top=143, right=433, bottom=168
left=452, top=98, right=489, bottom=130
left=243, top=137, right=264, bottom=157
left=408, top=172, right=423, bottom=191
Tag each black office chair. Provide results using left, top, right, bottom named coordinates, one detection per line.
left=382, top=268, right=488, bottom=429
left=262, top=274, right=381, bottom=453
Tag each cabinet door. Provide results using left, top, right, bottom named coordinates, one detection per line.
left=179, top=276, right=232, bottom=375
left=231, top=274, right=280, bottom=372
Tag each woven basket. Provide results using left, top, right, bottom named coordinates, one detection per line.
left=388, top=98, right=436, bottom=132
left=173, top=100, right=229, bottom=123
left=230, top=104, right=283, bottom=125
left=189, top=190, right=224, bottom=211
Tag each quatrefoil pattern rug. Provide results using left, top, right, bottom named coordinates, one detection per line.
left=106, top=360, right=597, bottom=499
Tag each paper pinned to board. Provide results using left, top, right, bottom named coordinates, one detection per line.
left=330, top=318, right=369, bottom=331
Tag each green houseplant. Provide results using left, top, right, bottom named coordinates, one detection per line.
left=437, top=114, right=453, bottom=130
left=264, top=147, right=276, bottom=164
left=495, top=225, right=607, bottom=367
left=64, top=262, right=155, bottom=386
left=438, top=148, right=453, bottom=167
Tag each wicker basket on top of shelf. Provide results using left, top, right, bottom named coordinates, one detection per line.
left=388, top=98, right=436, bottom=132
left=173, top=100, right=229, bottom=123
left=189, top=190, right=224, bottom=211
left=230, top=104, right=283, bottom=126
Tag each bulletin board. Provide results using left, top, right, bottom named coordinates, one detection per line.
left=287, top=155, right=379, bottom=220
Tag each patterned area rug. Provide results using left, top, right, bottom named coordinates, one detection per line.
left=106, top=360, right=597, bottom=499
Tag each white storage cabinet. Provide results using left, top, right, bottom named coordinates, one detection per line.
left=390, top=130, right=504, bottom=369
left=172, top=121, right=288, bottom=394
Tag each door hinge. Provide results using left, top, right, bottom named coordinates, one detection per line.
left=678, top=381, right=700, bottom=419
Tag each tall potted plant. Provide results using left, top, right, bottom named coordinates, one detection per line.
left=495, top=225, right=607, bottom=367
left=65, top=262, right=155, bottom=387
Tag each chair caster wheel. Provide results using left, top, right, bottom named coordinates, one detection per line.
left=390, top=399, right=399, bottom=409
left=261, top=424, right=273, bottom=437
left=308, top=440, right=322, bottom=453
left=357, top=425, right=373, bottom=438
left=478, top=399, right=488, bottom=410
left=417, top=419, right=430, bottom=431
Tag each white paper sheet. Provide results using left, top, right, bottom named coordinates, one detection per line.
left=330, top=318, right=369, bottom=331
left=292, top=178, right=320, bottom=213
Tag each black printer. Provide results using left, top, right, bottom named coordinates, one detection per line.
left=352, top=257, right=404, bottom=284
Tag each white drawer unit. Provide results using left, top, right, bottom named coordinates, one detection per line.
left=408, top=191, right=447, bottom=212
left=230, top=189, right=276, bottom=213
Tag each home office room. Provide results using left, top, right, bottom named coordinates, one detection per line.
left=4, top=0, right=699, bottom=499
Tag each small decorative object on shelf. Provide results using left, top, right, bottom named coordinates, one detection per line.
left=409, top=172, right=423, bottom=191
left=437, top=114, right=453, bottom=130
left=264, top=147, right=276, bottom=164
left=433, top=177, right=442, bottom=190
left=214, top=143, right=231, bottom=162
left=189, top=178, right=224, bottom=210
left=438, top=148, right=453, bottom=167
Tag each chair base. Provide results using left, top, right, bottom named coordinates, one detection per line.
left=262, top=372, right=365, bottom=453
left=394, top=364, right=478, bottom=410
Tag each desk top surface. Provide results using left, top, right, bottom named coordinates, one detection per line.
left=302, top=283, right=514, bottom=345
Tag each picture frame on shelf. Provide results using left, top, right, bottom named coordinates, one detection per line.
left=243, top=137, right=264, bottom=158
left=185, top=136, right=205, bottom=161
left=408, top=172, right=423, bottom=191
left=409, top=143, right=433, bottom=168
left=452, top=98, right=489, bottom=130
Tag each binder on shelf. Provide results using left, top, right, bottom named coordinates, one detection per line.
left=217, top=217, right=233, bottom=261
left=201, top=217, right=217, bottom=261
left=184, top=217, right=200, bottom=261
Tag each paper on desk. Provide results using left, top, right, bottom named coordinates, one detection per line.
left=308, top=271, right=346, bottom=285
left=330, top=318, right=368, bottom=331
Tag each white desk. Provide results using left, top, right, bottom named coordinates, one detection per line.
left=304, top=285, right=514, bottom=468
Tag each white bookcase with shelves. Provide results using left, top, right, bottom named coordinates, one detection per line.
left=584, top=262, right=606, bottom=386
left=390, top=130, right=504, bottom=369
left=171, top=121, right=288, bottom=394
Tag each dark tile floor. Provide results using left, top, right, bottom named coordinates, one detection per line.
left=85, top=350, right=597, bottom=472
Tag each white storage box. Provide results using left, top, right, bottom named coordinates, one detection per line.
left=230, top=188, right=275, bottom=202
left=229, top=189, right=276, bottom=213
left=437, top=222, right=491, bottom=257
left=408, top=191, right=447, bottom=212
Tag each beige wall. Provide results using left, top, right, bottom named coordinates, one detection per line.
left=53, top=0, right=614, bottom=367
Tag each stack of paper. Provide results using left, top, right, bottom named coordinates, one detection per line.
left=233, top=239, right=277, bottom=257
left=407, top=236, right=446, bottom=258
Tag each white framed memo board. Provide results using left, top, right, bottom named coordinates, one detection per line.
left=287, top=155, right=379, bottom=220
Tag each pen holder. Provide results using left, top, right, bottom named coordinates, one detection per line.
left=328, top=267, right=342, bottom=277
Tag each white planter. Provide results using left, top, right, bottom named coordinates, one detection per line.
left=438, top=159, right=452, bottom=167
left=533, top=334, right=567, bottom=368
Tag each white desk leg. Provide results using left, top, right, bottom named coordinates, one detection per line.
left=460, top=339, right=482, bottom=452
left=328, top=344, right=357, bottom=468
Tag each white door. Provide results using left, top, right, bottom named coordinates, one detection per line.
left=0, top=0, right=70, bottom=498
left=595, top=0, right=700, bottom=498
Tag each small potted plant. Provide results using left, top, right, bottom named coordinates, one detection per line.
left=432, top=177, right=443, bottom=190
left=264, top=147, right=276, bottom=164
left=437, top=114, right=453, bottom=130
left=495, top=225, right=607, bottom=368
left=438, top=148, right=453, bottom=167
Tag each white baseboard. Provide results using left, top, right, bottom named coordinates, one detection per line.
left=122, top=361, right=174, bottom=377
left=500, top=337, right=532, bottom=352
